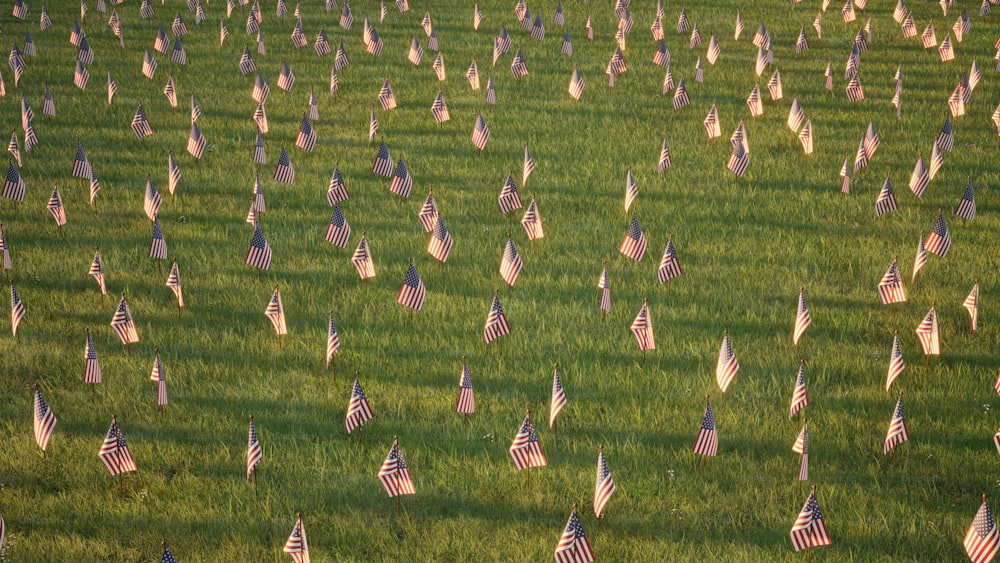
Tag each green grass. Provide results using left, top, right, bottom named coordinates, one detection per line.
left=1, top=0, right=999, bottom=560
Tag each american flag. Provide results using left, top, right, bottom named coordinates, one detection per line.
left=466, top=60, right=480, bottom=90
left=651, top=16, right=664, bottom=42
left=0, top=162, right=24, bottom=203
left=549, top=366, right=566, bottom=428
left=253, top=102, right=269, bottom=133
left=172, top=12, right=188, bottom=36
left=799, top=119, right=813, bottom=155
left=522, top=144, right=535, bottom=186
left=841, top=0, right=856, bottom=21
left=878, top=258, right=906, bottom=305
left=555, top=507, right=595, bottom=563
left=703, top=104, right=721, bottom=138
left=500, top=236, right=522, bottom=286
left=427, top=217, right=453, bottom=263
left=397, top=0, right=409, bottom=14
left=568, top=66, right=584, bottom=100
left=251, top=174, right=266, bottom=214
left=734, top=12, right=745, bottom=40
left=0, top=226, right=9, bottom=271
left=964, top=281, right=980, bottom=332
left=894, top=0, right=908, bottom=22
left=672, top=79, right=690, bottom=109
left=144, top=177, right=162, bottom=220
left=274, top=147, right=295, bottom=185
left=149, top=218, right=167, bottom=260
left=339, top=0, right=353, bottom=28
left=916, top=305, right=940, bottom=356
left=793, top=288, right=811, bottom=346
left=658, top=138, right=672, bottom=173
left=969, top=59, right=981, bottom=91
left=335, top=40, right=350, bottom=69
left=755, top=47, right=768, bottom=77
left=246, top=225, right=273, bottom=270
left=11, top=0, right=26, bottom=19
left=346, top=375, right=373, bottom=433
left=561, top=32, right=572, bottom=56
left=170, top=38, right=187, bottom=65
left=396, top=260, right=425, bottom=311
left=98, top=416, right=137, bottom=476
left=329, top=65, right=340, bottom=95
left=277, top=60, right=295, bottom=92
left=379, top=437, right=415, bottom=497
left=594, top=447, right=616, bottom=519
left=955, top=11, right=971, bottom=41
left=498, top=173, right=523, bottom=213
left=168, top=152, right=181, bottom=194
left=221, top=19, right=230, bottom=46
left=845, top=75, right=864, bottom=102
left=252, top=132, right=267, bottom=166
left=530, top=15, right=545, bottom=40
left=514, top=0, right=527, bottom=21
left=509, top=411, right=546, bottom=470
left=790, top=487, right=832, bottom=552
left=24, top=121, right=37, bottom=152
left=7, top=134, right=19, bottom=168
left=521, top=198, right=543, bottom=240
left=789, top=360, right=809, bottom=419
left=938, top=116, right=954, bottom=151
left=793, top=422, right=809, bottom=481
left=33, top=386, right=56, bottom=451
left=407, top=36, right=423, bottom=65
left=948, top=84, right=965, bottom=117
left=520, top=7, right=532, bottom=29
left=150, top=350, right=167, bottom=406
left=511, top=49, right=528, bottom=78
left=456, top=358, right=474, bottom=414
left=314, top=29, right=330, bottom=56
left=107, top=71, right=118, bottom=104
left=484, top=292, right=510, bottom=344
left=653, top=40, right=669, bottom=67
left=324, top=204, right=351, bottom=248
left=140, top=0, right=155, bottom=19
left=388, top=157, right=413, bottom=198
left=965, top=497, right=1000, bottom=563
left=658, top=236, right=682, bottom=283
left=716, top=331, right=739, bottom=393
left=283, top=515, right=309, bottom=563
left=676, top=8, right=691, bottom=33
left=372, top=139, right=393, bottom=177
left=956, top=178, right=976, bottom=221
left=161, top=542, right=178, bottom=563
left=47, top=186, right=67, bottom=226
left=265, top=286, right=287, bottom=335
left=239, top=46, right=257, bottom=75
left=607, top=47, right=627, bottom=80
left=928, top=141, right=943, bottom=180
left=630, top=300, right=655, bottom=351
left=619, top=216, right=647, bottom=261
left=295, top=115, right=316, bottom=152
left=74, top=60, right=89, bottom=90
left=78, top=37, right=94, bottom=66
left=707, top=35, right=721, bottom=64
left=364, top=21, right=383, bottom=57
left=432, top=53, right=446, bottom=81
left=132, top=104, right=153, bottom=139
left=767, top=69, right=783, bottom=100
left=418, top=191, right=437, bottom=232
left=875, top=175, right=898, bottom=217
left=166, top=260, right=183, bottom=307
left=795, top=27, right=809, bottom=54
left=598, top=262, right=610, bottom=312
left=351, top=235, right=375, bottom=279
left=471, top=113, right=490, bottom=151
left=623, top=169, right=638, bottom=212
left=474, top=3, right=483, bottom=30
left=727, top=140, right=749, bottom=177
left=142, top=49, right=158, bottom=79
left=245, top=9, right=260, bottom=35
left=925, top=212, right=951, bottom=257
left=886, top=332, right=905, bottom=391
left=693, top=397, right=718, bottom=457
left=325, top=313, right=340, bottom=367
left=110, top=294, right=139, bottom=345
left=291, top=21, right=307, bottom=48
left=912, top=233, right=927, bottom=282
left=939, top=34, right=954, bottom=61
left=366, top=108, right=379, bottom=142
left=884, top=393, right=909, bottom=454
left=84, top=330, right=102, bottom=384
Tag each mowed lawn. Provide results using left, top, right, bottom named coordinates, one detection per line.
left=0, top=0, right=998, bottom=560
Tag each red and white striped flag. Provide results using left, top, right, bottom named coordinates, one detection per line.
left=915, top=304, right=940, bottom=356
left=84, top=329, right=101, bottom=384
left=716, top=331, right=739, bottom=393
left=790, top=486, right=832, bottom=552
left=166, top=260, right=183, bottom=307
left=509, top=411, right=546, bottom=470
left=378, top=436, right=415, bottom=497
left=693, top=396, right=718, bottom=456
left=150, top=349, right=167, bottom=406
left=630, top=299, right=655, bottom=351
left=346, top=374, right=373, bottom=433
left=265, top=286, right=287, bottom=335
left=33, top=386, right=56, bottom=451
left=456, top=357, right=475, bottom=414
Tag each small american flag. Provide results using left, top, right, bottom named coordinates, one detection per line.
left=793, top=422, right=808, bottom=481
left=677, top=8, right=691, bottom=33
left=707, top=35, right=721, bottom=64
left=607, top=47, right=628, bottom=79
left=471, top=113, right=490, bottom=151
left=530, top=15, right=544, bottom=40
left=594, top=447, right=616, bottom=518
left=12, top=0, right=26, bottom=20
left=170, top=37, right=187, bottom=65
left=598, top=262, right=610, bottom=312
left=484, top=292, right=510, bottom=344
left=523, top=144, right=535, bottom=186
left=239, top=46, right=257, bottom=75
left=171, top=12, right=187, bottom=36
left=140, top=0, right=155, bottom=19
left=703, top=104, right=721, bottom=138
left=378, top=437, right=415, bottom=497
left=925, top=212, right=951, bottom=257
left=7, top=134, right=19, bottom=168
left=509, top=411, right=546, bottom=470
left=2, top=162, right=24, bottom=203
left=916, top=305, right=940, bottom=356
left=767, top=70, right=782, bottom=100
left=689, top=24, right=702, bottom=49
left=886, top=332, right=905, bottom=391
left=0, top=226, right=10, bottom=270
left=498, top=173, right=522, bottom=213
left=251, top=174, right=266, bottom=214
left=716, top=331, right=739, bottom=393
left=388, top=157, right=413, bottom=198
left=568, top=66, right=584, bottom=100
left=456, top=358, right=474, bottom=414
left=111, top=294, right=139, bottom=344
left=47, top=186, right=67, bottom=226
left=965, top=496, right=1000, bottom=563
left=21, top=123, right=35, bottom=153
left=283, top=515, right=309, bottom=563
left=521, top=198, right=544, bottom=240
left=407, top=36, right=423, bottom=65
left=928, top=141, right=944, bottom=180
left=948, top=84, right=965, bottom=117
left=884, top=393, right=909, bottom=454
left=246, top=225, right=272, bottom=270
left=74, top=60, right=89, bottom=90
left=956, top=178, right=976, bottom=221
left=845, top=75, right=864, bottom=102
left=466, top=60, right=480, bottom=90
left=364, top=21, right=383, bottom=57
left=619, top=216, right=647, bottom=261
left=33, top=386, right=56, bottom=451
left=166, top=260, right=183, bottom=307
left=427, top=217, right=453, bottom=263
left=107, top=71, right=118, bottom=104
left=314, top=29, right=331, bottom=56
left=912, top=233, right=927, bottom=282
left=727, top=140, right=749, bottom=177
left=168, top=153, right=181, bottom=194
left=99, top=416, right=137, bottom=476
left=495, top=27, right=511, bottom=61
left=875, top=175, right=898, bottom=217
left=692, top=397, right=718, bottom=456
left=346, top=375, right=373, bottom=433
left=277, top=60, right=295, bottom=92
left=499, top=236, right=522, bottom=286
left=221, top=19, right=230, bottom=46
left=291, top=21, right=307, bottom=48
left=351, top=235, right=375, bottom=279
left=142, top=49, right=158, bottom=79
left=40, top=4, right=52, bottom=28
left=372, top=139, right=393, bottom=177
left=964, top=281, right=979, bottom=332
left=396, top=260, right=425, bottom=311
left=734, top=12, right=745, bottom=40
left=561, top=32, right=572, bottom=56
left=549, top=366, right=566, bottom=428
left=798, top=119, right=813, bottom=154
left=790, top=487, right=831, bottom=552
left=132, top=104, right=153, bottom=139
left=265, top=286, right=287, bottom=335
left=149, top=218, right=167, bottom=260
left=789, top=360, right=809, bottom=419
left=324, top=314, right=341, bottom=367
left=938, top=116, right=954, bottom=151
left=430, top=91, right=450, bottom=123
left=630, top=299, right=655, bottom=351
left=651, top=16, right=664, bottom=42
left=474, top=3, right=483, bottom=30
left=432, top=53, right=445, bottom=81
left=788, top=98, right=804, bottom=132
left=510, top=49, right=528, bottom=78
left=325, top=204, right=351, bottom=248
left=658, top=236, right=682, bottom=283
left=295, top=115, right=316, bottom=152
left=878, top=258, right=906, bottom=305
left=144, top=177, right=162, bottom=220
left=555, top=506, right=595, bottom=563
left=417, top=192, right=438, bottom=232
left=624, top=169, right=638, bottom=212
left=84, top=329, right=102, bottom=384
left=672, top=79, right=690, bottom=109
left=793, top=288, right=811, bottom=346
left=658, top=138, right=672, bottom=173
left=162, top=543, right=178, bottom=563
left=274, top=147, right=295, bottom=185
left=253, top=131, right=266, bottom=165
left=520, top=7, right=532, bottom=29
left=150, top=350, right=167, bottom=406
left=795, top=27, right=809, bottom=54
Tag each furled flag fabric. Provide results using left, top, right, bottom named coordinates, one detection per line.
left=388, top=157, right=413, bottom=198
left=789, top=360, right=809, bottom=419
left=351, top=234, right=375, bottom=279
left=246, top=225, right=273, bottom=270
left=247, top=415, right=262, bottom=478
left=549, top=366, right=566, bottom=429
left=149, top=217, right=167, bottom=260
left=474, top=4, right=483, bottom=30
left=875, top=175, right=898, bottom=217
left=909, top=154, right=929, bottom=197
left=522, top=198, right=543, bottom=240
left=886, top=332, right=905, bottom=391
left=598, top=263, right=610, bottom=312
left=47, top=186, right=66, bottom=226
left=956, top=178, right=976, bottom=221
left=912, top=233, right=927, bottom=282
left=10, top=284, right=24, bottom=336
left=471, top=113, right=490, bottom=150
left=928, top=141, right=943, bottom=180
left=624, top=169, right=638, bottom=212
left=33, top=386, right=56, bottom=451
left=630, top=299, right=655, bottom=351
left=693, top=397, right=718, bottom=456
left=511, top=49, right=528, bottom=78
left=432, top=53, right=445, bottom=80
left=619, top=216, right=647, bottom=261
left=397, top=260, right=425, bottom=311
left=916, top=305, right=940, bottom=356
left=265, top=286, right=287, bottom=335
left=964, top=281, right=979, bottom=332
left=767, top=69, right=783, bottom=100
left=658, top=138, right=672, bottom=173
left=110, top=294, right=139, bottom=344
left=150, top=350, right=167, bottom=406
left=717, top=331, right=740, bottom=393
left=325, top=313, right=341, bottom=368
left=653, top=40, right=670, bottom=67
left=509, top=411, right=546, bottom=470
left=166, top=260, right=183, bottom=307
left=466, top=60, right=480, bottom=90
left=143, top=177, right=162, bottom=221
left=274, top=147, right=295, bottom=185
left=658, top=236, right=681, bottom=283
left=98, top=416, right=137, bottom=476
left=378, top=437, right=415, bottom=497
left=84, top=330, right=102, bottom=384
left=325, top=204, right=351, bottom=249
left=456, top=358, right=475, bottom=414
left=793, top=422, right=808, bottom=481
left=799, top=119, right=813, bottom=155
left=594, top=447, right=616, bottom=519
left=878, top=258, right=906, bottom=304
left=793, top=288, right=812, bottom=346
left=499, top=236, right=522, bottom=286
left=965, top=496, right=1000, bottom=563
left=925, top=212, right=951, bottom=257
left=143, top=49, right=158, bottom=79
left=568, top=66, right=584, bottom=100
left=7, top=135, right=19, bottom=168
left=790, top=487, right=832, bottom=552
left=484, top=292, right=510, bottom=344
left=346, top=375, right=374, bottom=433
left=884, top=393, right=909, bottom=454
left=704, top=104, right=721, bottom=138
left=555, top=506, right=595, bottom=563
left=283, top=515, right=309, bottom=563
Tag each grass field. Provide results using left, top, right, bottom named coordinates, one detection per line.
left=1, top=0, right=999, bottom=560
